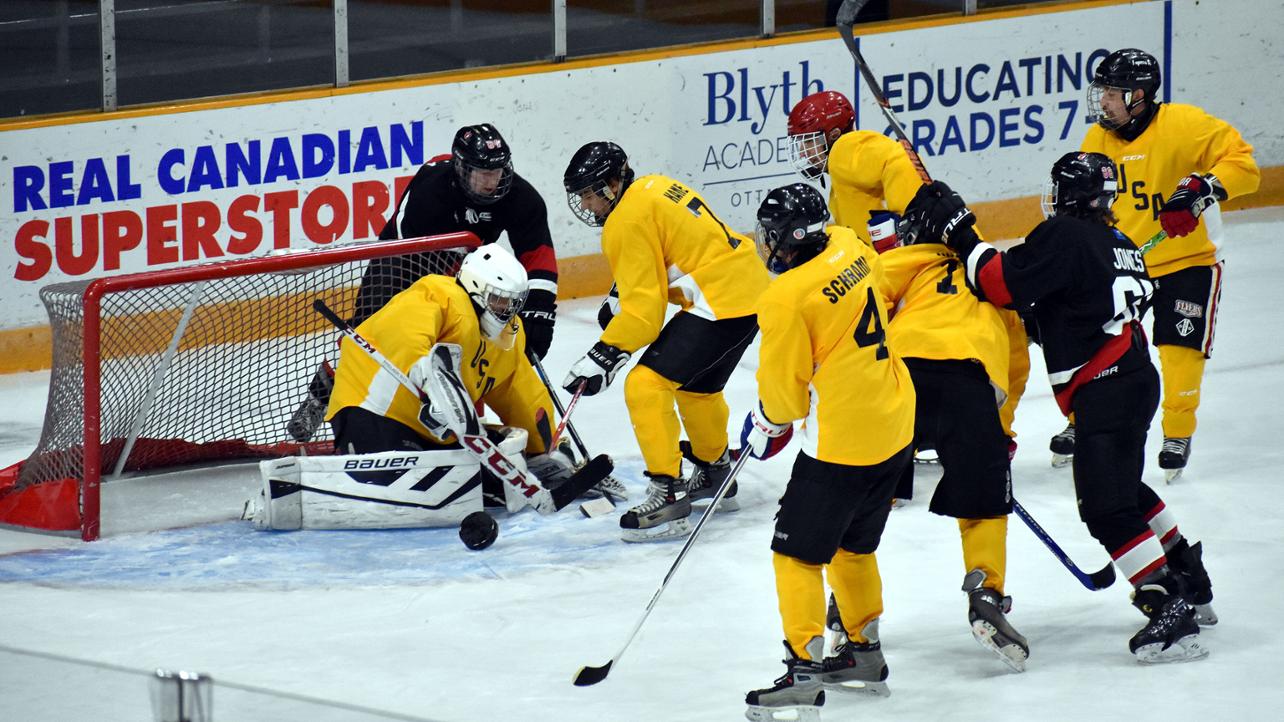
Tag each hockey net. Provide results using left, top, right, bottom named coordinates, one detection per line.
left=0, top=233, right=479, bottom=540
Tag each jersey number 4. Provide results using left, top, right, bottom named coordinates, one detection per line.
left=853, top=287, right=889, bottom=360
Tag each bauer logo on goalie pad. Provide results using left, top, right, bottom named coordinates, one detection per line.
left=253, top=450, right=483, bottom=530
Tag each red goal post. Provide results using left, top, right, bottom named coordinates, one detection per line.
left=0, top=232, right=480, bottom=541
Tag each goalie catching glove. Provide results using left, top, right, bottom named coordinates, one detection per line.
left=1159, top=173, right=1224, bottom=238
left=739, top=402, right=793, bottom=460
left=563, top=341, right=630, bottom=396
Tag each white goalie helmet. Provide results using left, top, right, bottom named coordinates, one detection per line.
left=457, top=245, right=529, bottom=350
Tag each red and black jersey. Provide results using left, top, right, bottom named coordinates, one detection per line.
left=962, top=215, right=1154, bottom=414
left=380, top=159, right=559, bottom=314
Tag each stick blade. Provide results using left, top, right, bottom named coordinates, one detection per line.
left=1088, top=563, right=1117, bottom=589
left=572, top=660, right=613, bottom=687
left=551, top=454, right=615, bottom=511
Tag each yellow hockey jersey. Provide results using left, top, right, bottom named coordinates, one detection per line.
left=598, top=174, right=770, bottom=353
left=827, top=130, right=923, bottom=243
left=877, top=243, right=1014, bottom=398
left=326, top=275, right=553, bottom=454
left=1081, top=102, right=1259, bottom=277
left=756, top=225, right=915, bottom=466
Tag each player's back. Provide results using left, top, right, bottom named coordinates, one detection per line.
left=606, top=174, right=768, bottom=319
left=878, top=242, right=1011, bottom=394
left=827, top=131, right=922, bottom=239
left=757, top=226, right=915, bottom=466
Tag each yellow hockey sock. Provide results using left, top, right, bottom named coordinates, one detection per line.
left=773, top=552, right=827, bottom=659
left=826, top=549, right=884, bottom=643
left=959, top=517, right=1008, bottom=594
left=1158, top=344, right=1205, bottom=439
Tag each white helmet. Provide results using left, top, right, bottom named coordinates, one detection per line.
left=457, top=245, right=529, bottom=349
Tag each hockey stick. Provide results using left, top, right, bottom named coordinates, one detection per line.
left=552, top=380, right=586, bottom=449
left=836, top=0, right=932, bottom=183
left=572, top=451, right=752, bottom=686
left=312, top=299, right=608, bottom=512
left=529, top=354, right=593, bottom=463
left=1139, top=229, right=1166, bottom=255
left=1012, top=498, right=1116, bottom=590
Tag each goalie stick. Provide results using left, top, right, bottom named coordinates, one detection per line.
left=312, top=299, right=608, bottom=513
left=1012, top=498, right=1116, bottom=590
left=572, top=451, right=751, bottom=687
left=836, top=0, right=932, bottom=183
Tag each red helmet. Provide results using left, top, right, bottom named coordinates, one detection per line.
left=786, top=91, right=854, bottom=179
left=787, top=91, right=855, bottom=137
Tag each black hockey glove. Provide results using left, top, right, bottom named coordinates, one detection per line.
left=905, top=181, right=981, bottom=257
left=597, top=283, right=621, bottom=331
left=520, top=290, right=557, bottom=361
left=563, top=341, right=630, bottom=396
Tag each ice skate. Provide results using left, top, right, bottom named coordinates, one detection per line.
left=683, top=442, right=739, bottom=512
left=620, top=473, right=691, bottom=542
left=1049, top=423, right=1075, bottom=467
left=1165, top=540, right=1217, bottom=626
left=1159, top=437, right=1191, bottom=483
left=286, top=362, right=334, bottom=443
left=745, top=637, right=825, bottom=722
left=963, top=569, right=1029, bottom=672
left=1129, top=574, right=1209, bottom=664
left=820, top=619, right=890, bottom=697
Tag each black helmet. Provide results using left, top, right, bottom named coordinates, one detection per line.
left=452, top=124, right=514, bottom=205
left=563, top=141, right=635, bottom=227
left=1041, top=151, right=1119, bottom=219
left=755, top=183, right=830, bottom=273
left=1088, top=49, right=1161, bottom=132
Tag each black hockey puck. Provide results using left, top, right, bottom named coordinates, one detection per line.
left=459, top=511, right=498, bottom=550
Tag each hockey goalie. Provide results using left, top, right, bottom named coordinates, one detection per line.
left=246, top=245, right=580, bottom=530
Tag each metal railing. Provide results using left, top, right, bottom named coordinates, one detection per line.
left=0, top=0, right=1059, bottom=120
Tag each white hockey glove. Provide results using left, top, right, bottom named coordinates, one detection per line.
left=410, top=343, right=480, bottom=441
left=563, top=341, right=630, bottom=396
left=739, top=402, right=794, bottom=460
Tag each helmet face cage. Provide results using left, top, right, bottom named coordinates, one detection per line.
left=787, top=131, right=830, bottom=180
left=455, top=161, right=514, bottom=206
left=566, top=177, right=620, bottom=228
left=457, top=247, right=529, bottom=348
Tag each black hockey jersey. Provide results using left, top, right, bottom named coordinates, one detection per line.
left=352, top=159, right=559, bottom=327
left=962, top=215, right=1154, bottom=414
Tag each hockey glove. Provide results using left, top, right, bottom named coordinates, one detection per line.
left=519, top=307, right=556, bottom=361
left=868, top=210, right=902, bottom=254
left=739, top=402, right=793, bottom=460
left=1159, top=173, right=1223, bottom=238
left=563, top=341, right=630, bottom=396
left=410, top=343, right=481, bottom=440
left=418, top=400, right=452, bottom=440
left=597, top=283, right=621, bottom=331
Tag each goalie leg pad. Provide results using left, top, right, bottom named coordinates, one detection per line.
left=252, top=449, right=482, bottom=530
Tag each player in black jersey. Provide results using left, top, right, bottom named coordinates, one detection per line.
left=904, top=151, right=1215, bottom=664
left=287, top=124, right=561, bottom=443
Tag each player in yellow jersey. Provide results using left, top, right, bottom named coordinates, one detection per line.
left=1070, top=48, right=1260, bottom=480
left=786, top=90, right=922, bottom=244
left=326, top=245, right=567, bottom=511
left=785, top=90, right=1031, bottom=470
left=875, top=205, right=1028, bottom=672
left=561, top=142, right=770, bottom=542
left=741, top=184, right=914, bottom=720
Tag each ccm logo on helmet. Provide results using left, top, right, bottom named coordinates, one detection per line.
left=344, top=456, right=420, bottom=470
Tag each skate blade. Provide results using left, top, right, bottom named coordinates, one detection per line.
left=1134, top=634, right=1209, bottom=664
left=1194, top=604, right=1218, bottom=626
left=692, top=496, right=740, bottom=512
left=1164, top=467, right=1184, bottom=483
left=745, top=704, right=822, bottom=722
left=1050, top=453, right=1073, bottom=468
left=821, top=677, right=890, bottom=698
left=971, top=620, right=1028, bottom=673
left=621, top=517, right=693, bottom=543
